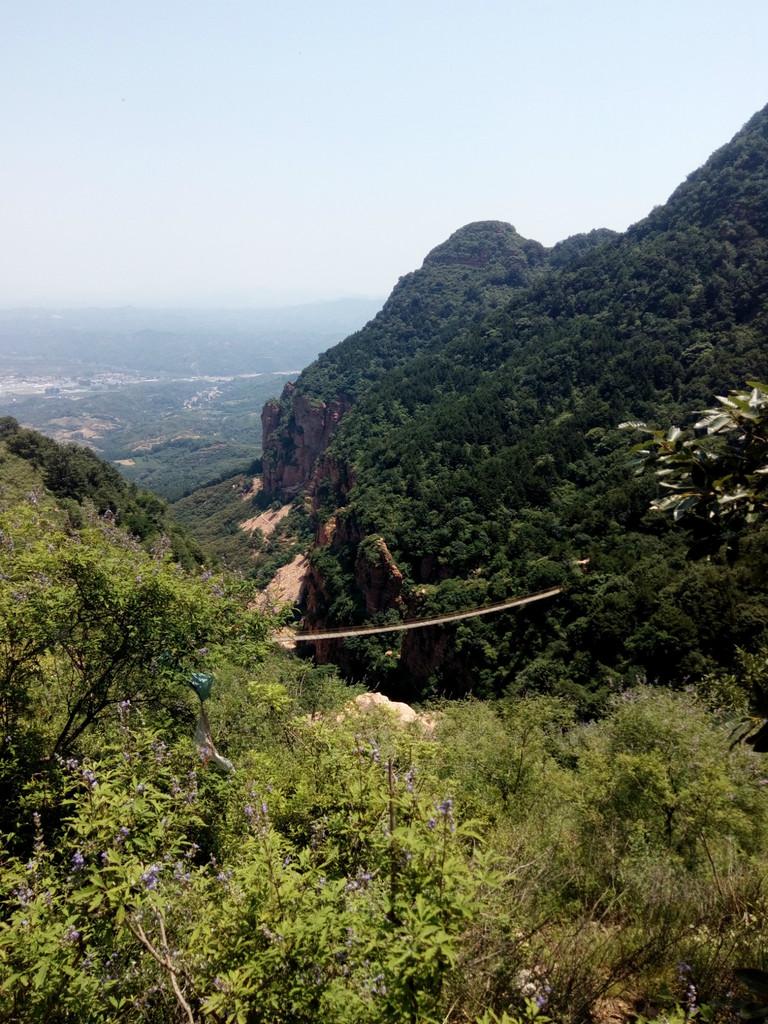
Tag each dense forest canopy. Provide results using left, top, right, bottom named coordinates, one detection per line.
left=0, top=418, right=203, bottom=566
left=261, top=104, right=768, bottom=704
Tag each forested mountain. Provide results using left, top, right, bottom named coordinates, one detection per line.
left=261, top=104, right=768, bottom=704
left=261, top=220, right=613, bottom=495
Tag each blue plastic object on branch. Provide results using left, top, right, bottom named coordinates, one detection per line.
left=185, top=671, right=234, bottom=772
left=188, top=672, right=214, bottom=702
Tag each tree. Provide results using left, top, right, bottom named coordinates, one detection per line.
left=624, top=381, right=768, bottom=749
left=0, top=503, right=270, bottom=764
left=623, top=380, right=768, bottom=543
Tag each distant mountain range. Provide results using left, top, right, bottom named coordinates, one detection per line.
left=0, top=298, right=383, bottom=376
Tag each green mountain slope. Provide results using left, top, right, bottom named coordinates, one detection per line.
left=0, top=417, right=203, bottom=566
left=261, top=104, right=768, bottom=704
left=260, top=221, right=617, bottom=497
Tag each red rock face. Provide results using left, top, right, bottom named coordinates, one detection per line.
left=354, top=537, right=405, bottom=616
left=299, top=557, right=343, bottom=665
left=261, top=382, right=352, bottom=500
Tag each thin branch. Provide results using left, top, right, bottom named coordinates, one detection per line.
left=156, top=912, right=197, bottom=1024
left=700, top=830, right=726, bottom=903
left=127, top=915, right=196, bottom=1024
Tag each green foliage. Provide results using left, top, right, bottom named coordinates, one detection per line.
left=0, top=500, right=272, bottom=843
left=0, top=422, right=203, bottom=565
left=261, top=105, right=768, bottom=698
left=625, top=380, right=768, bottom=542
left=574, top=688, right=767, bottom=882
left=475, top=1002, right=552, bottom=1024
left=0, top=717, right=490, bottom=1024
left=2, top=682, right=767, bottom=1022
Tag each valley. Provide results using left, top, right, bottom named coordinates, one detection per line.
left=0, top=299, right=380, bottom=501
left=0, top=371, right=296, bottom=500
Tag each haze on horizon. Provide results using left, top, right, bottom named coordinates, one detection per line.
left=1, top=0, right=767, bottom=309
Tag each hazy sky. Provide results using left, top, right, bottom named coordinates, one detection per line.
left=1, top=0, right=767, bottom=307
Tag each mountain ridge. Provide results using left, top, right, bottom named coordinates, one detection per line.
left=258, top=103, right=768, bottom=701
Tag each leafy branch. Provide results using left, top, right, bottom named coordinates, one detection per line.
left=622, top=380, right=768, bottom=535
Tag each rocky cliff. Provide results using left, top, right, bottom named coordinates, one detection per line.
left=260, top=383, right=352, bottom=498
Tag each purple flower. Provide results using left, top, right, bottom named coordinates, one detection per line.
left=436, top=798, right=456, bottom=831
left=14, top=884, right=34, bottom=906
left=185, top=771, right=198, bottom=803
left=114, top=826, right=131, bottom=846
left=427, top=817, right=437, bottom=830
left=141, top=864, right=161, bottom=891
left=346, top=870, right=374, bottom=893
left=71, top=851, right=85, bottom=872
left=404, top=767, right=416, bottom=793
left=81, top=768, right=98, bottom=790
left=173, top=861, right=192, bottom=884
left=64, top=926, right=81, bottom=944
left=370, top=973, right=387, bottom=996
left=244, top=803, right=255, bottom=821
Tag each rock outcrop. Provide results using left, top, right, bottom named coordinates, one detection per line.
left=261, top=383, right=352, bottom=499
left=252, top=553, right=310, bottom=614
left=354, top=537, right=405, bottom=616
left=240, top=502, right=291, bottom=538
left=338, top=692, right=436, bottom=733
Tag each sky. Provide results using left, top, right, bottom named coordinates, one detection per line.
left=1, top=0, right=767, bottom=308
